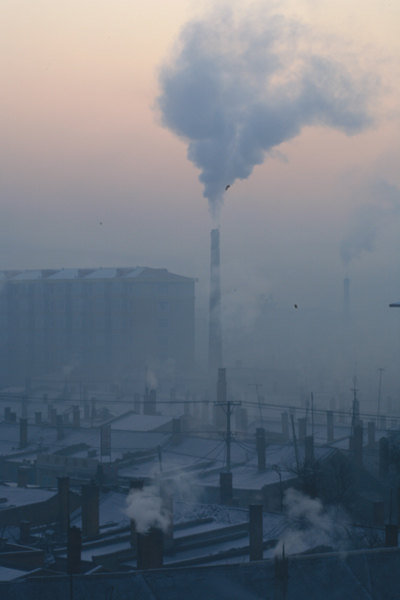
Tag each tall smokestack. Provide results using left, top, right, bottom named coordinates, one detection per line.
left=343, top=276, right=350, bottom=322
left=208, top=228, right=222, bottom=370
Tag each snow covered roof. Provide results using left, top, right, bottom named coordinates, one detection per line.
left=1, top=267, right=195, bottom=283
left=3, top=547, right=400, bottom=599
left=0, top=484, right=56, bottom=509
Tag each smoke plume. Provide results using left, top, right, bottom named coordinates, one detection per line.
left=275, top=488, right=349, bottom=555
left=125, top=483, right=170, bottom=534
left=157, top=6, right=375, bottom=217
left=341, top=180, right=400, bottom=265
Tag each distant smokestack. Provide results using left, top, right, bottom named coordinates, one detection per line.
left=327, top=411, right=334, bottom=443
left=19, top=417, right=28, bottom=448
left=343, top=277, right=350, bottom=321
left=208, top=228, right=222, bottom=370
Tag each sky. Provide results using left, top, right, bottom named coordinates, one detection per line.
left=2, top=1, right=400, bottom=387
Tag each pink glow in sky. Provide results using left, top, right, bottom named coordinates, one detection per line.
left=1, top=0, right=400, bottom=324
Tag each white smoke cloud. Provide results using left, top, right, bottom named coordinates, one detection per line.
left=145, top=369, right=158, bottom=390
left=275, top=488, right=349, bottom=555
left=157, top=6, right=376, bottom=217
left=125, top=483, right=170, bottom=534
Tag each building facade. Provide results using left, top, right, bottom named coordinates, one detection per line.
left=0, top=267, right=196, bottom=385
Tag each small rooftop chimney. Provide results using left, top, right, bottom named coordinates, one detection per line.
left=58, top=476, right=70, bottom=534
left=129, top=479, right=144, bottom=548
left=160, top=479, right=174, bottom=550
left=143, top=388, right=156, bottom=416
left=134, top=392, right=141, bottom=414
left=56, top=414, right=64, bottom=440
left=19, top=521, right=31, bottom=545
left=19, top=417, right=28, bottom=449
left=67, top=526, right=82, bottom=575
left=298, top=417, right=307, bottom=443
left=385, top=524, right=398, bottom=547
left=72, top=406, right=80, bottom=428
left=304, top=435, right=314, bottom=463
left=137, top=527, right=164, bottom=570
left=379, top=437, right=389, bottom=478
left=274, top=547, right=289, bottom=600
left=249, top=504, right=263, bottom=561
left=82, top=482, right=99, bottom=539
left=281, top=412, right=289, bottom=442
left=219, top=471, right=233, bottom=505
left=256, top=428, right=266, bottom=471
left=367, top=421, right=376, bottom=448
left=208, top=229, right=222, bottom=371
left=214, top=368, right=226, bottom=428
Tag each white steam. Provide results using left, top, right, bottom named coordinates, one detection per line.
left=145, top=369, right=158, bottom=390
left=125, top=484, right=170, bottom=534
left=157, top=6, right=376, bottom=217
left=275, top=488, right=349, bottom=555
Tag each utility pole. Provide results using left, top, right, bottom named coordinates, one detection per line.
left=215, top=399, right=241, bottom=472
left=290, top=413, right=300, bottom=473
left=311, top=392, right=314, bottom=437
left=249, top=383, right=263, bottom=428
left=377, top=367, right=385, bottom=422
left=350, top=376, right=359, bottom=437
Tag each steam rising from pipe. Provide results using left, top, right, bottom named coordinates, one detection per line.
left=275, top=488, right=349, bottom=555
left=157, top=7, right=375, bottom=217
left=125, top=484, right=170, bottom=534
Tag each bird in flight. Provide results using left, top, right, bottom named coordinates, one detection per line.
left=225, top=185, right=230, bottom=191
left=294, top=304, right=298, bottom=309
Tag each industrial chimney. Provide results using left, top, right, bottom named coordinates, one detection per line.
left=208, top=228, right=222, bottom=371
left=343, top=276, right=350, bottom=322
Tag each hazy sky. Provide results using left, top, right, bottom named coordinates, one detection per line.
left=2, top=0, right=400, bottom=322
